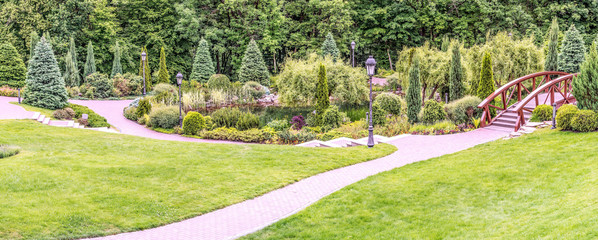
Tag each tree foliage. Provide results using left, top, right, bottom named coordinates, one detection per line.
left=544, top=18, right=559, bottom=72
left=23, top=37, right=68, bottom=109
left=0, top=43, right=27, bottom=88
left=238, top=39, right=269, bottom=85
left=190, top=39, right=215, bottom=83
left=111, top=41, right=123, bottom=78
left=559, top=24, right=586, bottom=73
left=157, top=47, right=170, bottom=84
left=449, top=41, right=464, bottom=101
left=321, top=32, right=340, bottom=60
left=573, top=42, right=598, bottom=112
left=315, top=64, right=330, bottom=123
left=406, top=58, right=422, bottom=123
left=84, top=41, right=96, bottom=77
left=477, top=52, right=495, bottom=115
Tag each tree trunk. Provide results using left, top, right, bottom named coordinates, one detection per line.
left=429, top=85, right=439, bottom=99
left=273, top=53, right=277, bottom=73
left=387, top=48, right=393, bottom=71
left=422, top=84, right=427, bottom=105
left=216, top=54, right=221, bottom=74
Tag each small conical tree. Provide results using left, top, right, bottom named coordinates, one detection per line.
left=111, top=41, right=122, bottom=78
left=441, top=35, right=450, bottom=52
left=68, top=37, right=81, bottom=85
left=321, top=32, right=340, bottom=60
left=544, top=18, right=559, bottom=72
left=29, top=31, right=40, bottom=61
left=449, top=42, right=464, bottom=101
left=238, top=39, right=269, bottom=85
left=573, top=42, right=598, bottom=111
left=406, top=58, right=422, bottom=123
left=477, top=52, right=495, bottom=116
left=22, top=37, right=68, bottom=109
left=190, top=38, right=215, bottom=83
left=315, top=64, right=329, bottom=124
left=139, top=46, right=152, bottom=90
left=63, top=51, right=79, bottom=87
left=559, top=24, right=586, bottom=73
left=84, top=41, right=96, bottom=77
left=157, top=47, right=170, bottom=84
left=0, top=43, right=27, bottom=89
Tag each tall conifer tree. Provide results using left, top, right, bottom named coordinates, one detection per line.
left=157, top=47, right=170, bottom=84
left=190, top=38, right=215, bottom=83
left=238, top=39, right=269, bottom=85
left=449, top=42, right=464, bottom=101
left=573, top=42, right=598, bottom=111
left=406, top=58, right=422, bottom=123
left=477, top=52, right=495, bottom=116
left=321, top=32, right=340, bottom=60
left=111, top=41, right=122, bottom=78
left=544, top=18, right=559, bottom=73
left=23, top=37, right=68, bottom=109
left=63, top=51, right=79, bottom=87
left=0, top=43, right=27, bottom=89
left=84, top=41, right=96, bottom=77
left=559, top=24, right=586, bottom=73
left=68, top=37, right=81, bottom=85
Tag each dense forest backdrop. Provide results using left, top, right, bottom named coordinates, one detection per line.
left=1, top=0, right=597, bottom=81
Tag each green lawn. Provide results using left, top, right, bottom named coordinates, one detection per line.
left=244, top=129, right=598, bottom=239
left=0, top=120, right=395, bottom=239
left=10, top=102, right=55, bottom=119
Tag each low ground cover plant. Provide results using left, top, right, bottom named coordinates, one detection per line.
left=0, top=145, right=20, bottom=158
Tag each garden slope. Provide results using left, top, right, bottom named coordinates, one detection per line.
left=0, top=120, right=395, bottom=239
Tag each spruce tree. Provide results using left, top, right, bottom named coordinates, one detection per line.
left=84, top=41, right=96, bottom=77
left=157, top=47, right=170, bottom=84
left=544, top=18, right=559, bottom=72
left=406, top=58, right=422, bottom=123
left=573, top=42, right=598, bottom=112
left=29, top=31, right=40, bottom=61
left=68, top=37, right=81, bottom=85
left=321, top=32, right=340, bottom=60
left=559, top=24, right=586, bottom=73
left=315, top=64, right=330, bottom=124
left=63, top=51, right=79, bottom=87
left=190, top=38, right=215, bottom=83
left=22, top=37, right=68, bottom=109
left=449, top=42, right=464, bottom=101
left=0, top=43, right=27, bottom=89
left=477, top=52, right=496, bottom=116
left=139, top=46, right=152, bottom=90
left=238, top=39, right=270, bottom=85
left=111, top=41, right=122, bottom=78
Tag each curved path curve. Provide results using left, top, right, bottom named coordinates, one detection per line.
left=0, top=96, right=32, bottom=119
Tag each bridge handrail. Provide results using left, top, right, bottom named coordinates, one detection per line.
left=512, top=73, right=578, bottom=113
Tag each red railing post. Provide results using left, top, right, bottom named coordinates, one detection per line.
left=502, top=91, right=506, bottom=110
left=534, top=76, right=539, bottom=106
left=517, top=83, right=522, bottom=101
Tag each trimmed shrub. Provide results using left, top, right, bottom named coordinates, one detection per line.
left=207, top=74, right=231, bottom=90
left=0, top=42, right=26, bottom=89
left=321, top=105, right=343, bottom=130
left=531, top=104, right=553, bottom=122
left=136, top=98, right=152, bottom=118
left=52, top=108, right=75, bottom=120
left=374, top=93, right=402, bottom=115
left=242, top=81, right=266, bottom=100
left=573, top=41, right=598, bottom=112
left=149, top=106, right=180, bottom=129
left=152, top=83, right=178, bottom=105
left=571, top=110, right=598, bottom=132
left=406, top=59, right=421, bottom=123
left=290, top=115, right=306, bottom=130
left=276, top=130, right=317, bottom=144
left=372, top=102, right=387, bottom=126
left=157, top=47, right=170, bottom=84
left=374, top=116, right=411, bottom=137
left=124, top=107, right=138, bottom=121
left=85, top=73, right=113, bottom=98
left=477, top=52, right=495, bottom=117
left=236, top=112, right=260, bottom=131
left=266, top=119, right=290, bottom=132
left=183, top=111, right=206, bottom=135
left=315, top=64, right=330, bottom=124
left=199, top=127, right=273, bottom=143
left=421, top=100, right=447, bottom=124
left=204, top=116, right=214, bottom=130
left=0, top=145, right=20, bottom=159
left=211, top=107, right=243, bottom=128
left=556, top=104, right=579, bottom=130
left=445, top=96, right=482, bottom=124
left=68, top=104, right=110, bottom=127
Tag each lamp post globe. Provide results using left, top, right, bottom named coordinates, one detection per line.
left=141, top=51, right=147, bottom=95
left=176, top=72, right=183, bottom=127
left=351, top=41, right=356, bottom=67
left=365, top=56, right=376, bottom=148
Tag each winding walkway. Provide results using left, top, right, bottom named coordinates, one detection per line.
left=0, top=96, right=32, bottom=119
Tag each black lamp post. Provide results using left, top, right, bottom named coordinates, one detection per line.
left=351, top=41, right=356, bottom=67
left=365, top=56, right=376, bottom=148
left=177, top=72, right=183, bottom=127
left=18, top=88, right=21, bottom=104
left=141, top=51, right=147, bottom=96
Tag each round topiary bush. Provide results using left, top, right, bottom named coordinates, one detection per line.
left=571, top=110, right=598, bottom=132
left=242, top=81, right=266, bottom=100
left=374, top=92, right=402, bottom=115
left=182, top=111, right=206, bottom=135
left=372, top=101, right=387, bottom=126
left=421, top=100, right=447, bottom=124
left=322, top=105, right=343, bottom=130
left=149, top=106, right=180, bottom=129
left=207, top=74, right=231, bottom=90
left=556, top=104, right=579, bottom=130
left=444, top=95, right=482, bottom=124
left=531, top=104, right=553, bottom=122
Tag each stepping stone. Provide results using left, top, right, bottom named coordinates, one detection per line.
left=296, top=140, right=342, bottom=148
left=326, top=137, right=363, bottom=147
left=73, top=123, right=80, bottom=128
left=37, top=115, right=45, bottom=122
left=67, top=121, right=74, bottom=127
left=509, top=132, right=523, bottom=138
left=42, top=118, right=50, bottom=125
left=31, top=112, right=40, bottom=119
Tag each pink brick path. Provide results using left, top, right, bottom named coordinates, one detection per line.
left=0, top=96, right=32, bottom=119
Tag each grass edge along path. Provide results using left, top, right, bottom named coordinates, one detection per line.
left=0, top=120, right=396, bottom=240
left=243, top=129, right=598, bottom=239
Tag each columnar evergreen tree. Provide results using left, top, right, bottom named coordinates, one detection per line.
left=315, top=64, right=329, bottom=123
left=559, top=24, right=586, bottom=73
left=0, top=43, right=27, bottom=89
left=68, top=37, right=81, bottom=85
left=29, top=31, right=40, bottom=61
left=139, top=46, right=152, bottom=90
left=111, top=41, right=122, bottom=78
left=84, top=41, right=96, bottom=77
left=63, top=51, right=79, bottom=87
left=441, top=35, right=450, bottom=52
left=238, top=39, right=269, bottom=85
left=22, top=37, right=68, bottom=109
left=477, top=52, right=495, bottom=116
left=406, top=58, right=422, bottom=123
left=157, top=47, right=170, bottom=84
left=449, top=43, right=464, bottom=101
left=190, top=38, right=215, bottom=83
left=544, top=18, right=559, bottom=72
left=573, top=42, right=598, bottom=111
left=321, top=32, right=340, bottom=60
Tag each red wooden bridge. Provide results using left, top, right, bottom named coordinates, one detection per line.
left=477, top=71, right=578, bottom=132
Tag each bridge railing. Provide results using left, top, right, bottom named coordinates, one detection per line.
left=511, top=73, right=578, bottom=131
left=477, top=71, right=570, bottom=127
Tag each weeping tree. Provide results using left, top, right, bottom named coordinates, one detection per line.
left=111, top=41, right=122, bottom=78
left=559, top=24, right=586, bottom=73
left=22, top=37, right=68, bottom=109
left=84, top=41, right=96, bottom=77
left=315, top=64, right=329, bottom=124
left=544, top=18, right=559, bottom=72
left=190, top=38, right=215, bottom=83
left=139, top=46, right=152, bottom=90
left=406, top=58, right=422, bottom=123
left=449, top=42, right=464, bottom=101
left=238, top=39, right=269, bottom=85
left=157, top=47, right=170, bottom=84
left=321, top=32, right=340, bottom=60
left=573, top=42, right=598, bottom=112
left=0, top=43, right=27, bottom=89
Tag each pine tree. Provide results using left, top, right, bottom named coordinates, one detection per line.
left=449, top=42, right=464, bottom=101
left=573, top=42, right=598, bottom=111
left=406, top=58, right=422, bottom=123
left=63, top=51, right=80, bottom=87
left=190, top=38, right=215, bottom=83
left=544, top=18, right=559, bottom=72
left=559, top=24, right=586, bottom=73
left=139, top=46, right=152, bottom=90
left=238, top=39, right=270, bottom=85
left=111, top=41, right=122, bottom=78
left=29, top=31, right=40, bottom=61
left=321, top=32, right=340, bottom=60
left=315, top=64, right=329, bottom=124
left=477, top=52, right=496, bottom=116
left=0, top=43, right=27, bottom=88
left=68, top=37, right=81, bottom=85
left=84, top=41, right=96, bottom=77
left=22, top=37, right=68, bottom=109
left=157, top=47, right=170, bottom=84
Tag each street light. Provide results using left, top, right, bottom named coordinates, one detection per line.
left=351, top=41, right=356, bottom=67
left=141, top=51, right=147, bottom=96
left=365, top=56, right=376, bottom=148
left=176, top=72, right=183, bottom=127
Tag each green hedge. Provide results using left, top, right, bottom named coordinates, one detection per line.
left=556, top=104, right=579, bottom=130
left=182, top=112, right=206, bottom=135
left=571, top=110, right=598, bottom=132
left=68, top=104, right=110, bottom=128
left=531, top=104, right=553, bottom=122
left=199, top=127, right=274, bottom=143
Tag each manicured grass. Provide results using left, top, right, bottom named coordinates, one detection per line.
left=10, top=102, right=55, bottom=119
left=0, top=120, right=395, bottom=239
left=244, top=129, right=598, bottom=239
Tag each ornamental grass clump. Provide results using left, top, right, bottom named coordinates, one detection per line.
left=182, top=111, right=206, bottom=135
left=0, top=145, right=20, bottom=159
left=531, top=104, right=553, bottom=122
left=571, top=110, right=598, bottom=132
left=556, top=104, right=579, bottom=130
